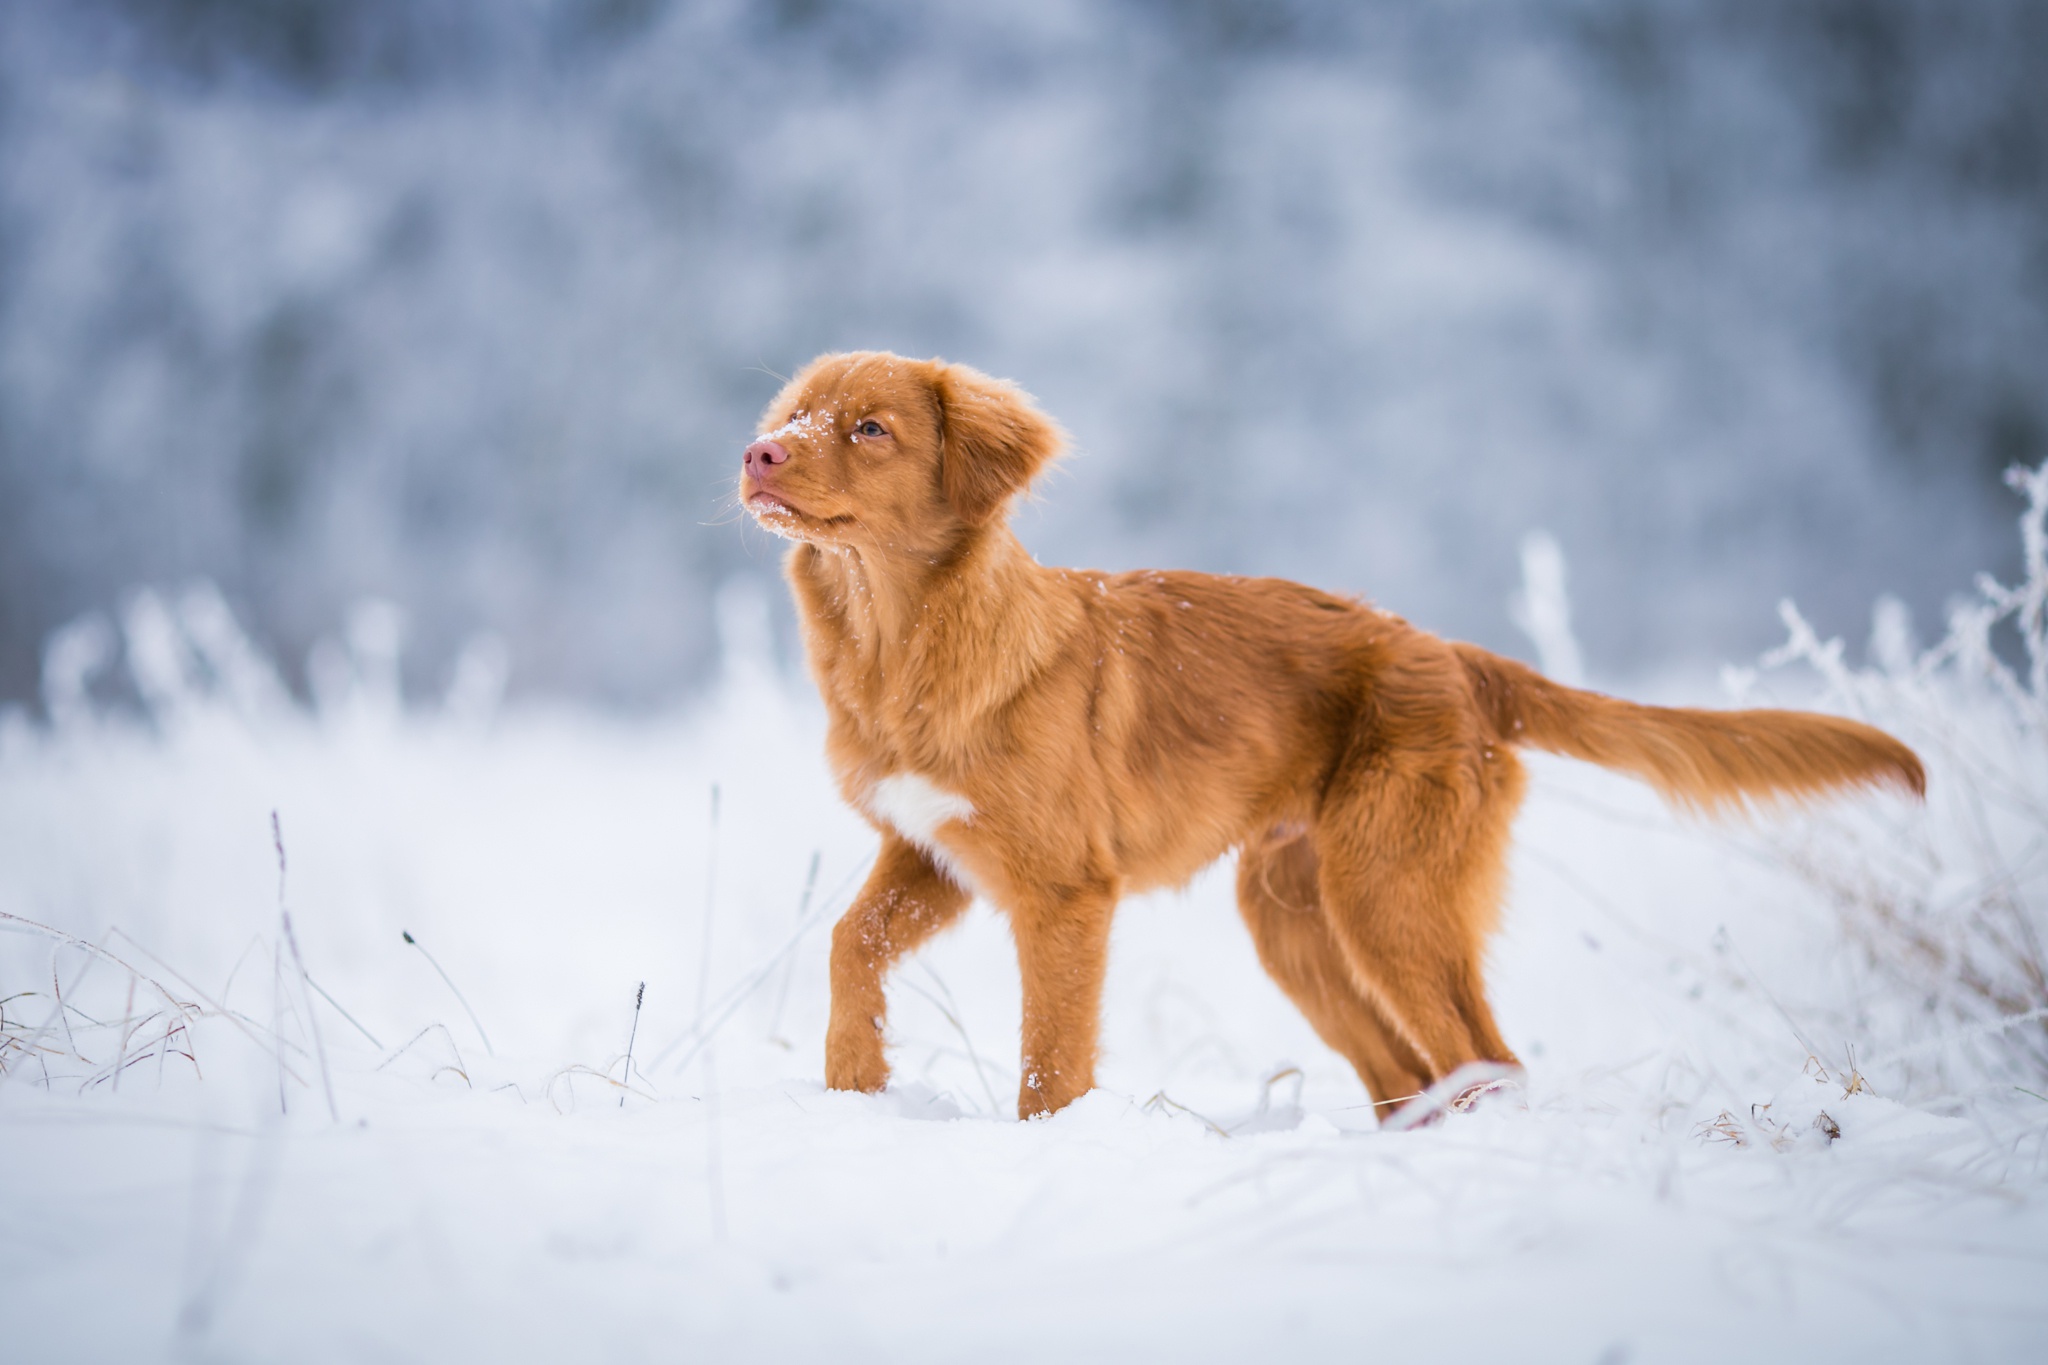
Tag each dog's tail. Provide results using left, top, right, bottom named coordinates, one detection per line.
left=1455, top=644, right=1925, bottom=814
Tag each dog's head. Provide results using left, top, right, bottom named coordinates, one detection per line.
left=740, top=352, right=1064, bottom=552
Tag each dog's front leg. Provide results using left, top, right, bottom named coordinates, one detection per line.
left=1012, top=881, right=1118, bottom=1118
left=825, top=836, right=972, bottom=1094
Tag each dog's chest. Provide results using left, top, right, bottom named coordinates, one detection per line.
left=858, top=770, right=981, bottom=891
left=865, top=772, right=973, bottom=843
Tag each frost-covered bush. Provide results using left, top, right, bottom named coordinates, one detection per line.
left=1732, top=461, right=2048, bottom=1102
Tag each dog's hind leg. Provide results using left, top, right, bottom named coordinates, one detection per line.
left=1310, top=748, right=1524, bottom=1095
left=826, top=835, right=973, bottom=1095
left=1235, top=833, right=1429, bottom=1110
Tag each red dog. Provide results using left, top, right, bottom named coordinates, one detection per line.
left=739, top=351, right=1924, bottom=1122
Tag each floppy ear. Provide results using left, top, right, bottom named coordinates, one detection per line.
left=932, top=362, right=1066, bottom=527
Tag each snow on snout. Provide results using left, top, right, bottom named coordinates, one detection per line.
left=765, top=408, right=835, bottom=443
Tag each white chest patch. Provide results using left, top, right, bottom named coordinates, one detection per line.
left=867, top=772, right=975, bottom=844
left=865, top=773, right=978, bottom=890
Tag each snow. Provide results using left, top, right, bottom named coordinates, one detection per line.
left=3, top=636, right=2046, bottom=1362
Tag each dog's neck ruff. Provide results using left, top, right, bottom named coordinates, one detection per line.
left=798, top=528, right=1072, bottom=707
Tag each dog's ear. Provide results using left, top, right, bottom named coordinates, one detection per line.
left=932, top=362, right=1066, bottom=527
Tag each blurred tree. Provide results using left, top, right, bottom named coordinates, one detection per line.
left=0, top=0, right=2036, bottom=710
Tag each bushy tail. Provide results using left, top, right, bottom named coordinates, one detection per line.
left=1455, top=645, right=1925, bottom=813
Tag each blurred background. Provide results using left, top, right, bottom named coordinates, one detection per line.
left=1, top=0, right=2038, bottom=710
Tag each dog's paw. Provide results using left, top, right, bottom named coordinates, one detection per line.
left=824, top=1021, right=890, bottom=1093
left=1380, top=1060, right=1527, bottom=1132
left=824, top=1056, right=890, bottom=1093
left=1016, top=1066, right=1095, bottom=1119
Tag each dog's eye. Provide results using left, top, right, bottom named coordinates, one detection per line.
left=857, top=420, right=886, bottom=439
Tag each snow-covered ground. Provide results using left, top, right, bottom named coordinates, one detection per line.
left=3, top=580, right=2046, bottom=1363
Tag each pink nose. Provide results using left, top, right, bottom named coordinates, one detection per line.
left=743, top=439, right=790, bottom=474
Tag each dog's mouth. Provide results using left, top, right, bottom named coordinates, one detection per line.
left=741, top=469, right=809, bottom=520
left=746, top=489, right=799, bottom=518
left=743, top=483, right=855, bottom=541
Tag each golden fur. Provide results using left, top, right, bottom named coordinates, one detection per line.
left=738, top=351, right=1926, bottom=1122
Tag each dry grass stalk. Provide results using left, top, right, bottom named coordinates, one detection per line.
left=765, top=849, right=822, bottom=1051
left=1742, top=459, right=2048, bottom=1096
left=619, top=981, right=645, bottom=1108
left=1142, top=1089, right=1231, bottom=1137
left=273, top=812, right=339, bottom=1123
left=902, top=959, right=1002, bottom=1116
left=374, top=1022, right=470, bottom=1084
left=650, top=859, right=861, bottom=1073
left=402, top=929, right=493, bottom=1057
left=0, top=913, right=204, bottom=1093
left=545, top=1062, right=658, bottom=1114
left=1696, top=1111, right=1749, bottom=1147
